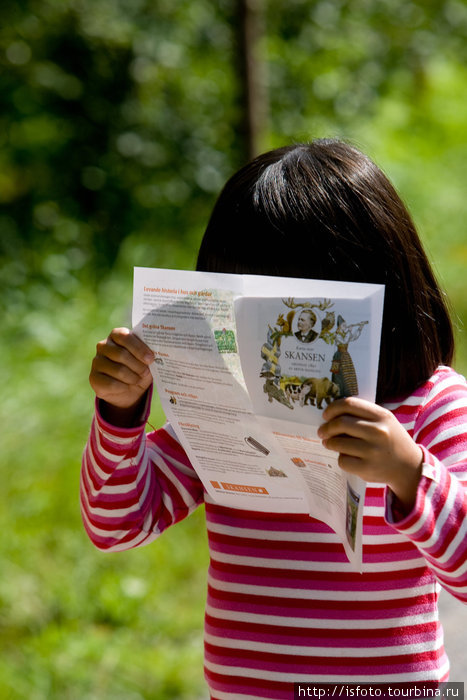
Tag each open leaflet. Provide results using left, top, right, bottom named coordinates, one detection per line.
left=132, top=267, right=385, bottom=570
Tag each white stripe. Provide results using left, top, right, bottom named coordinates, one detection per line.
left=80, top=506, right=156, bottom=550
left=430, top=371, right=466, bottom=396
left=419, top=398, right=467, bottom=444
left=85, top=502, right=144, bottom=519
left=84, top=442, right=197, bottom=519
left=142, top=507, right=162, bottom=537
left=94, top=418, right=140, bottom=454
left=86, top=442, right=122, bottom=481
left=136, top=457, right=151, bottom=506
left=206, top=521, right=341, bottom=541
left=149, top=440, right=199, bottom=479
left=96, top=422, right=143, bottom=445
left=420, top=477, right=454, bottom=545
left=204, top=603, right=437, bottom=629
left=101, top=529, right=158, bottom=551
left=83, top=447, right=149, bottom=497
left=396, top=478, right=440, bottom=538
left=160, top=488, right=174, bottom=518
left=437, top=521, right=467, bottom=570
left=406, top=476, right=463, bottom=557
left=83, top=442, right=147, bottom=496
left=427, top=564, right=467, bottom=593
left=149, top=447, right=199, bottom=509
left=204, top=659, right=449, bottom=683
left=81, top=460, right=130, bottom=511
left=208, top=550, right=424, bottom=572
left=83, top=459, right=153, bottom=521
left=423, top=543, right=467, bottom=584
left=206, top=521, right=405, bottom=546
left=90, top=422, right=147, bottom=475
left=429, top=441, right=467, bottom=468
left=86, top=479, right=135, bottom=496
left=204, top=631, right=443, bottom=658
left=384, top=394, right=423, bottom=410
left=422, top=487, right=467, bottom=564
left=206, top=575, right=435, bottom=602
left=207, top=504, right=387, bottom=518
left=425, top=424, right=467, bottom=446
left=446, top=458, right=467, bottom=473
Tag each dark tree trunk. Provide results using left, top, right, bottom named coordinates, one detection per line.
left=235, top=0, right=268, bottom=163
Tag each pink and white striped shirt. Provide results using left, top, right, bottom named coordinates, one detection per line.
left=80, top=366, right=467, bottom=699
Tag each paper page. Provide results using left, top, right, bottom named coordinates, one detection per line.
left=259, top=416, right=365, bottom=569
left=234, top=287, right=384, bottom=422
left=132, top=267, right=310, bottom=513
left=132, top=267, right=385, bottom=570
left=234, top=284, right=384, bottom=569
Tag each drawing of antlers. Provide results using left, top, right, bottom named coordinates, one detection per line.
left=282, top=297, right=333, bottom=311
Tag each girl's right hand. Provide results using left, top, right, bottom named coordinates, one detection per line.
left=89, top=328, right=155, bottom=424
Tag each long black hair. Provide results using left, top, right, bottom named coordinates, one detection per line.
left=196, top=139, right=454, bottom=403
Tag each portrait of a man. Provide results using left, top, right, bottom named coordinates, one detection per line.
left=294, top=309, right=318, bottom=343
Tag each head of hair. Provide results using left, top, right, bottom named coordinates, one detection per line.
left=196, top=139, right=454, bottom=402
left=299, top=309, right=316, bottom=322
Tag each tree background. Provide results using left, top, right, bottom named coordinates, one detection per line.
left=1, top=1, right=466, bottom=697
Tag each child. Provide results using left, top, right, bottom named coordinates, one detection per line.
left=81, top=139, right=467, bottom=699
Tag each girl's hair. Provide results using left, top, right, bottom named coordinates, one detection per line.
left=196, top=139, right=454, bottom=403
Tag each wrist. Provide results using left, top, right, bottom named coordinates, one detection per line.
left=387, top=445, right=423, bottom=514
left=99, top=392, right=150, bottom=428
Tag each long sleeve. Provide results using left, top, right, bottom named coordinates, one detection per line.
left=80, top=402, right=204, bottom=552
left=385, top=367, right=467, bottom=602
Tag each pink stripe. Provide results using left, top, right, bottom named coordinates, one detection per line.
left=206, top=594, right=435, bottom=621
left=205, top=619, right=440, bottom=649
left=208, top=541, right=349, bottom=563
left=204, top=641, right=444, bottom=674
left=208, top=567, right=434, bottom=592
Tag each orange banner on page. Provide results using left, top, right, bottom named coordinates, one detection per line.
left=210, top=480, right=269, bottom=495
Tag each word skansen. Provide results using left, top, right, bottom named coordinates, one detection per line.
left=284, top=350, right=326, bottom=362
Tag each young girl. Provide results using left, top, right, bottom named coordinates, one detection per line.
left=81, top=140, right=467, bottom=699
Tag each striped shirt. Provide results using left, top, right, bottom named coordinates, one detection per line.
left=80, top=366, right=467, bottom=699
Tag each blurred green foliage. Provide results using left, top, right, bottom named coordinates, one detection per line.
left=1, top=281, right=209, bottom=699
left=2, top=0, right=467, bottom=308
left=1, top=0, right=467, bottom=697
left=1, top=0, right=240, bottom=309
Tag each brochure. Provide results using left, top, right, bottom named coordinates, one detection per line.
left=132, top=266, right=385, bottom=570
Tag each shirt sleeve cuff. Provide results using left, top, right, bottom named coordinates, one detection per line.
left=95, top=385, right=153, bottom=438
left=384, top=445, right=441, bottom=527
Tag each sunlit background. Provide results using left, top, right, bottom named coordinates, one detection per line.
left=1, top=1, right=466, bottom=697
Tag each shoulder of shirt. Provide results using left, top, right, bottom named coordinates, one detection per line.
left=383, top=365, right=467, bottom=413
left=422, top=364, right=467, bottom=397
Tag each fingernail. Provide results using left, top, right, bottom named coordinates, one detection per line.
left=145, top=352, right=155, bottom=363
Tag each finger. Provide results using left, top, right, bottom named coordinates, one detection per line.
left=318, top=414, right=378, bottom=442
left=322, top=396, right=387, bottom=422
left=93, top=354, right=151, bottom=387
left=97, top=339, right=150, bottom=377
left=108, top=328, right=155, bottom=365
left=337, top=453, right=365, bottom=475
left=322, top=434, right=368, bottom=458
left=90, top=371, right=151, bottom=404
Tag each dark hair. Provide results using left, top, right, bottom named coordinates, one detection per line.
left=196, top=139, right=454, bottom=403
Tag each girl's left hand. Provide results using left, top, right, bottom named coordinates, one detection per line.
left=318, top=397, right=423, bottom=512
